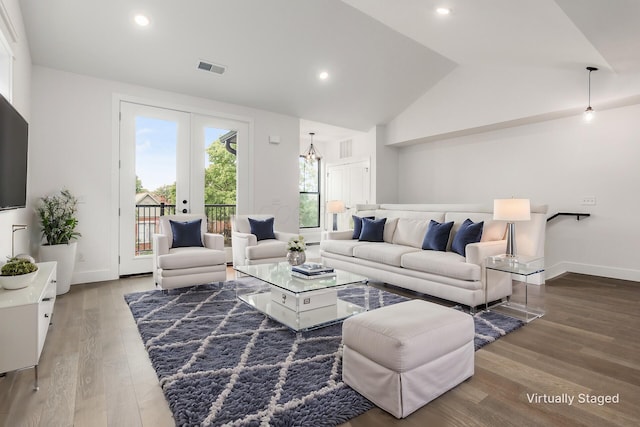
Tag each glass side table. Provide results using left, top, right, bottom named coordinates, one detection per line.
left=484, top=255, right=545, bottom=323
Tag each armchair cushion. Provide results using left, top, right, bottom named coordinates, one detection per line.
left=170, top=219, right=204, bottom=248
left=245, top=239, right=288, bottom=260
left=248, top=217, right=276, bottom=241
left=158, top=246, right=226, bottom=270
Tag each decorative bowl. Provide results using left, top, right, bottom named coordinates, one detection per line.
left=0, top=270, right=38, bottom=290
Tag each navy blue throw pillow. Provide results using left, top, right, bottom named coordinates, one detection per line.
left=170, top=219, right=203, bottom=248
left=422, top=220, right=454, bottom=251
left=359, top=217, right=387, bottom=242
left=248, top=217, right=276, bottom=241
left=352, top=215, right=375, bottom=239
left=451, top=219, right=484, bottom=256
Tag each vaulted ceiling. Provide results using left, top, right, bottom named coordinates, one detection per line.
left=19, top=0, right=640, bottom=135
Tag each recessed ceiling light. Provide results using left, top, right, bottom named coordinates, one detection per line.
left=436, top=7, right=451, bottom=15
left=134, top=14, right=150, bottom=27
left=319, top=71, right=329, bottom=80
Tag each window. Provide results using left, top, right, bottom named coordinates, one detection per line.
left=299, top=156, right=320, bottom=228
left=0, top=27, right=13, bottom=101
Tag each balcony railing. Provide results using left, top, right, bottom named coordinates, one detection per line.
left=135, top=203, right=236, bottom=256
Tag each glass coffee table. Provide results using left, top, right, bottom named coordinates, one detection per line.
left=234, top=262, right=369, bottom=332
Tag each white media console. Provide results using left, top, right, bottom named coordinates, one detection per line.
left=0, top=262, right=57, bottom=389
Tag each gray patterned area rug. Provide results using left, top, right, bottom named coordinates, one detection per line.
left=124, top=278, right=523, bottom=426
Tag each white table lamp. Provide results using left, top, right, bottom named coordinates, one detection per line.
left=327, top=200, right=346, bottom=231
left=493, top=199, right=531, bottom=258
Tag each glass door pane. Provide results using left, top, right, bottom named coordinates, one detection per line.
left=192, top=114, right=243, bottom=263
left=119, top=102, right=190, bottom=275
left=134, top=115, right=178, bottom=255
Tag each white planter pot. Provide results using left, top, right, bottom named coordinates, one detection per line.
left=40, top=242, right=77, bottom=295
left=0, top=270, right=38, bottom=290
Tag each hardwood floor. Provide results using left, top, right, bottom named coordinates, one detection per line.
left=1, top=272, right=638, bottom=426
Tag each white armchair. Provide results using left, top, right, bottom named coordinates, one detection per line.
left=152, top=214, right=227, bottom=290
left=231, top=214, right=298, bottom=266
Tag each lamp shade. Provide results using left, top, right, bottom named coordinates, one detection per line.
left=493, top=199, right=531, bottom=221
left=327, top=200, right=346, bottom=214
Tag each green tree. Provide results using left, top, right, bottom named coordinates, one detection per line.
left=136, top=176, right=146, bottom=193
left=204, top=140, right=236, bottom=205
left=154, top=183, right=176, bottom=204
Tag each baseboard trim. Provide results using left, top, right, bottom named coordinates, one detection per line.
left=71, top=269, right=117, bottom=285
left=546, top=262, right=640, bottom=283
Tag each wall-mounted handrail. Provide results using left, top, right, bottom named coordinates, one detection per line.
left=547, top=212, right=591, bottom=222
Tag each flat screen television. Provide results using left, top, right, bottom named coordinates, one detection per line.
left=0, top=94, right=29, bottom=211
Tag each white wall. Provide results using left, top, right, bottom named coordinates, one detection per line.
left=372, top=125, right=398, bottom=203
left=397, top=103, right=640, bottom=281
left=29, top=66, right=300, bottom=284
left=0, top=0, right=31, bottom=261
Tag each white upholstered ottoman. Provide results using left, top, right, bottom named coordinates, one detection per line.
left=342, top=299, right=475, bottom=418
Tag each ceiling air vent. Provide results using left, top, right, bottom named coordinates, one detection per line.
left=197, top=60, right=226, bottom=75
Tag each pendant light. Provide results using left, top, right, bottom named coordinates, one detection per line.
left=584, top=66, right=598, bottom=122
left=304, top=132, right=321, bottom=161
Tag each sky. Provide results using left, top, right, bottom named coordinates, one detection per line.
left=135, top=116, right=228, bottom=192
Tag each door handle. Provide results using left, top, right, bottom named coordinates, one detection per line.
left=182, top=209, right=188, bottom=213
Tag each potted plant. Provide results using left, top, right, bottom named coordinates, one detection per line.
left=36, top=189, right=81, bottom=295
left=0, top=257, right=39, bottom=290
left=286, top=235, right=307, bottom=266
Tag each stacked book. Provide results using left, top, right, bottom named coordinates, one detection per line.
left=291, top=263, right=336, bottom=280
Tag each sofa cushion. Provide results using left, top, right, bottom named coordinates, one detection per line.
left=451, top=219, right=483, bottom=256
left=445, top=212, right=502, bottom=243
left=383, top=217, right=398, bottom=243
left=359, top=218, right=386, bottom=242
left=353, top=243, right=421, bottom=267
left=401, top=250, right=481, bottom=281
left=392, top=218, right=429, bottom=248
left=158, top=246, right=226, bottom=269
left=422, top=220, right=454, bottom=251
left=320, top=239, right=369, bottom=257
left=169, top=219, right=204, bottom=248
left=352, top=215, right=374, bottom=239
left=245, top=239, right=287, bottom=260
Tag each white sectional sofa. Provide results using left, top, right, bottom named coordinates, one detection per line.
left=320, top=204, right=548, bottom=310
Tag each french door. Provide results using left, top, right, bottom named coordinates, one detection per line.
left=119, top=101, right=243, bottom=275
left=119, top=102, right=191, bottom=275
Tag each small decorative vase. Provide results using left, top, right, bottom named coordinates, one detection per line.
left=286, top=250, right=306, bottom=266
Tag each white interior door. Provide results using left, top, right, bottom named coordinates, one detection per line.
left=119, top=102, right=191, bottom=275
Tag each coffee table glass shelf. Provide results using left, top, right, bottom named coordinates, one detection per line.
left=485, top=255, right=545, bottom=323
left=234, top=262, right=369, bottom=332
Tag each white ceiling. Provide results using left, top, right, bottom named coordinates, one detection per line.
left=19, top=0, right=640, bottom=136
